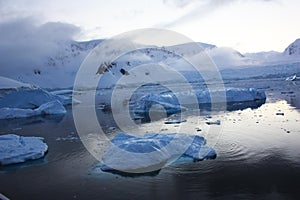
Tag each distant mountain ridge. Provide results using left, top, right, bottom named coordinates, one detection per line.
left=0, top=37, right=299, bottom=88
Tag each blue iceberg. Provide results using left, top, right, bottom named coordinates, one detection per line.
left=0, top=88, right=71, bottom=109
left=133, top=92, right=185, bottom=117
left=101, top=132, right=216, bottom=173
left=0, top=88, right=69, bottom=119
left=132, top=88, right=266, bottom=118
left=0, top=134, right=48, bottom=165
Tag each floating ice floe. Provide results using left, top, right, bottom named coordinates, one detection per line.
left=0, top=88, right=72, bottom=108
left=133, top=92, right=185, bottom=117
left=101, top=132, right=216, bottom=173
left=285, top=74, right=297, bottom=81
left=194, top=88, right=266, bottom=104
left=225, top=88, right=266, bottom=102
left=0, top=88, right=69, bottom=119
left=0, top=134, right=48, bottom=165
left=132, top=88, right=266, bottom=117
left=0, top=100, right=66, bottom=119
left=56, top=132, right=79, bottom=142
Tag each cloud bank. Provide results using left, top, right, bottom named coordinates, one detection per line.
left=0, top=17, right=80, bottom=76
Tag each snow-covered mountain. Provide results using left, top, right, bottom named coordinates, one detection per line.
left=0, top=39, right=103, bottom=88
left=283, top=39, right=300, bottom=56
left=0, top=37, right=299, bottom=89
left=246, top=38, right=300, bottom=65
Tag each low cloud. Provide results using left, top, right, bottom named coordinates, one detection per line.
left=0, top=17, right=80, bottom=76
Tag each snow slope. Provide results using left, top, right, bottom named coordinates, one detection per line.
left=0, top=37, right=299, bottom=89
left=284, top=39, right=300, bottom=57
left=245, top=38, right=300, bottom=65
left=0, top=40, right=103, bottom=89
left=0, top=76, right=32, bottom=90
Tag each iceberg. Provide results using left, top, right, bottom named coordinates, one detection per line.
left=0, top=88, right=69, bottom=119
left=37, top=100, right=67, bottom=115
left=285, top=74, right=298, bottom=81
left=0, top=88, right=71, bottom=109
left=101, top=132, right=216, bottom=173
left=0, top=134, right=48, bottom=165
left=224, top=88, right=266, bottom=102
left=132, top=88, right=266, bottom=117
left=0, top=100, right=66, bottom=119
left=133, top=92, right=185, bottom=117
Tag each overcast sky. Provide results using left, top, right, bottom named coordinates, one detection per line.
left=0, top=0, right=300, bottom=53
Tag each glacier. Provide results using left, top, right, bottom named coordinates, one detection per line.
left=0, top=134, right=48, bottom=165
left=101, top=132, right=216, bottom=173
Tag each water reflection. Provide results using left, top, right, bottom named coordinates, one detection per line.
left=0, top=157, right=48, bottom=173
left=0, top=114, right=65, bottom=129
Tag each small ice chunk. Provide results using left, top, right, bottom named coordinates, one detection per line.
left=0, top=134, right=48, bottom=165
left=56, top=132, right=79, bottom=142
left=285, top=74, right=297, bottom=81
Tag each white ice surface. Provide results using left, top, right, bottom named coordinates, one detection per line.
left=0, top=88, right=68, bottom=119
left=101, top=132, right=216, bottom=173
left=0, top=100, right=66, bottom=119
left=135, top=88, right=266, bottom=107
left=0, top=134, right=48, bottom=165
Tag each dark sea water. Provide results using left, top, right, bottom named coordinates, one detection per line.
left=0, top=78, right=300, bottom=200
